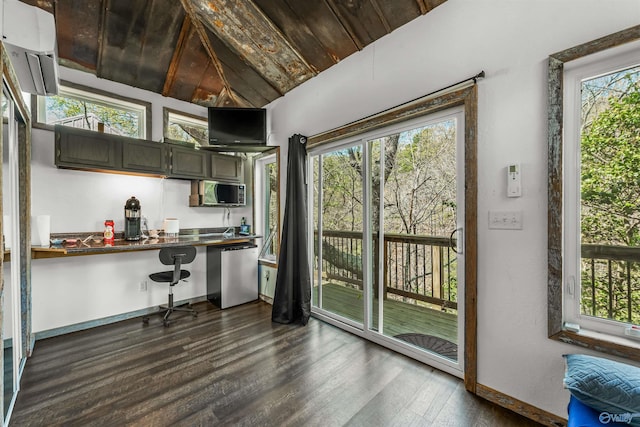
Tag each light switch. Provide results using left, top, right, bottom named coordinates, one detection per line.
left=489, top=210, right=523, bottom=230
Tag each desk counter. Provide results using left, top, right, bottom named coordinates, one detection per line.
left=29, top=233, right=259, bottom=259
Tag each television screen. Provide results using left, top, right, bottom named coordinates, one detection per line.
left=208, top=107, right=266, bottom=145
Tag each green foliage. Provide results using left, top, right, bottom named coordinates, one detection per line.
left=265, top=161, right=279, bottom=256
left=45, top=94, right=142, bottom=138
left=581, top=80, right=640, bottom=245
left=580, top=71, right=640, bottom=324
left=166, top=121, right=208, bottom=145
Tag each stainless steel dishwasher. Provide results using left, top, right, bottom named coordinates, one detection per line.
left=206, top=244, right=259, bottom=309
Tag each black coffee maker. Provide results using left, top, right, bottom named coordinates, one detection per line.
left=124, top=196, right=141, bottom=241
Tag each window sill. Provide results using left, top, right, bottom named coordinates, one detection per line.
left=551, top=327, right=640, bottom=362
left=258, top=258, right=277, bottom=268
left=32, top=122, right=54, bottom=132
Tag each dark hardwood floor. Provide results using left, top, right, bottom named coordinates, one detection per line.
left=11, top=301, right=541, bottom=426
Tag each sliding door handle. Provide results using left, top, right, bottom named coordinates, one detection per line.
left=449, top=228, right=463, bottom=254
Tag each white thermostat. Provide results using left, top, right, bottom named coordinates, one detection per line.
left=507, top=163, right=521, bottom=197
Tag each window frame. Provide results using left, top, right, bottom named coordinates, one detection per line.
left=162, top=107, right=208, bottom=147
left=254, top=148, right=280, bottom=265
left=547, top=24, right=640, bottom=361
left=32, top=80, right=152, bottom=139
left=564, top=52, right=640, bottom=337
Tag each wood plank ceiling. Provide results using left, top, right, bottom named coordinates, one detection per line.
left=21, top=0, right=447, bottom=108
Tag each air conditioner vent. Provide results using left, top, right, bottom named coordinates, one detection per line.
left=2, top=0, right=59, bottom=96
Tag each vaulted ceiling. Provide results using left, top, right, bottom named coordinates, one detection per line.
left=21, top=0, right=447, bottom=108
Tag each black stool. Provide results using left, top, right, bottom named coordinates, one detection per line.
left=143, top=246, right=198, bottom=326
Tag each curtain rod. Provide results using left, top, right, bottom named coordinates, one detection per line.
left=308, top=70, right=485, bottom=143
left=350, top=70, right=485, bottom=127
left=402, top=70, right=484, bottom=110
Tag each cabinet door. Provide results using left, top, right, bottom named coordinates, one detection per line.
left=122, top=139, right=168, bottom=174
left=170, top=146, right=207, bottom=179
left=210, top=153, right=243, bottom=182
left=55, top=125, right=121, bottom=170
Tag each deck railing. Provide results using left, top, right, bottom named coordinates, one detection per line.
left=316, top=230, right=458, bottom=311
left=316, top=235, right=638, bottom=322
left=581, top=244, right=640, bottom=324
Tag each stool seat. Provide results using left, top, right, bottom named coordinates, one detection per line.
left=149, top=270, right=190, bottom=284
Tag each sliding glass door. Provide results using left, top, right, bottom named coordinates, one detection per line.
left=310, top=107, right=464, bottom=374
left=369, top=110, right=463, bottom=367
left=2, top=82, right=26, bottom=421
left=311, top=145, right=364, bottom=328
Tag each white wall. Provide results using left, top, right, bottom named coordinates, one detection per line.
left=264, top=0, right=640, bottom=418
left=28, top=67, right=252, bottom=333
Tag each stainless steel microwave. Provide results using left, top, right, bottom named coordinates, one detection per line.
left=190, top=180, right=246, bottom=207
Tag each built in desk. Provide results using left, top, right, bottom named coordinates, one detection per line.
left=4, top=228, right=259, bottom=260
left=16, top=229, right=261, bottom=338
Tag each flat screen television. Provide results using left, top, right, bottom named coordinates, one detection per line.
left=208, top=107, right=266, bottom=146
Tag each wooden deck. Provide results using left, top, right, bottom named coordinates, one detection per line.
left=314, top=283, right=458, bottom=344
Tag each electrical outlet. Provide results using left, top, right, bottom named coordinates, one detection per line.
left=488, top=210, right=523, bottom=230
left=139, top=280, right=147, bottom=292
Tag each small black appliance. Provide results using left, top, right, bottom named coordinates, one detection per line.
left=124, top=196, right=141, bottom=241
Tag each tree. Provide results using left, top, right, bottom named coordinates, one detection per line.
left=581, top=76, right=640, bottom=246
left=580, top=70, right=640, bottom=323
left=45, top=95, right=141, bottom=138
left=313, top=120, right=459, bottom=303
left=385, top=122, right=456, bottom=236
left=167, top=122, right=208, bottom=145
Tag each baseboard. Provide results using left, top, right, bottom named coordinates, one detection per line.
left=475, top=383, right=566, bottom=427
left=33, top=296, right=209, bottom=341
left=259, top=294, right=273, bottom=304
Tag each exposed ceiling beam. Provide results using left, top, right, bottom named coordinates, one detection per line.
left=369, top=0, right=392, bottom=34
left=96, top=0, right=108, bottom=76
left=323, top=0, right=364, bottom=51
left=179, top=0, right=240, bottom=106
left=187, top=0, right=315, bottom=95
left=162, top=15, right=192, bottom=97
left=415, top=0, right=429, bottom=14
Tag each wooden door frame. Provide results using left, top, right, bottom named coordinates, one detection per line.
left=1, top=43, right=34, bottom=363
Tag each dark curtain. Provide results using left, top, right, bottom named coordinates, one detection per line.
left=272, top=134, right=311, bottom=325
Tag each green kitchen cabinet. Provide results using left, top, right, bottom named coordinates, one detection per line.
left=209, top=153, right=243, bottom=182
left=122, top=138, right=168, bottom=175
left=55, top=125, right=121, bottom=171
left=55, top=126, right=246, bottom=183
left=169, top=145, right=208, bottom=179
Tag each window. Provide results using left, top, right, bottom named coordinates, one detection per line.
left=36, top=83, right=150, bottom=139
left=254, top=151, right=279, bottom=262
left=565, top=57, right=640, bottom=338
left=163, top=108, right=208, bottom=146
left=2, top=92, right=30, bottom=120
left=548, top=27, right=640, bottom=359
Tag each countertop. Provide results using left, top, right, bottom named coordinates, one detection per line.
left=27, top=228, right=260, bottom=259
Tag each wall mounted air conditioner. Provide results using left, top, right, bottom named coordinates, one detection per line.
left=2, top=0, right=59, bottom=95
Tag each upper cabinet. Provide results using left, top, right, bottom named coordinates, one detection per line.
left=55, top=126, right=121, bottom=170
left=209, top=153, right=243, bottom=182
left=54, top=125, right=245, bottom=182
left=122, top=138, right=168, bottom=175
left=169, top=145, right=207, bottom=179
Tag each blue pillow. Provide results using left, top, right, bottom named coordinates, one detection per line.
left=564, top=354, right=640, bottom=427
